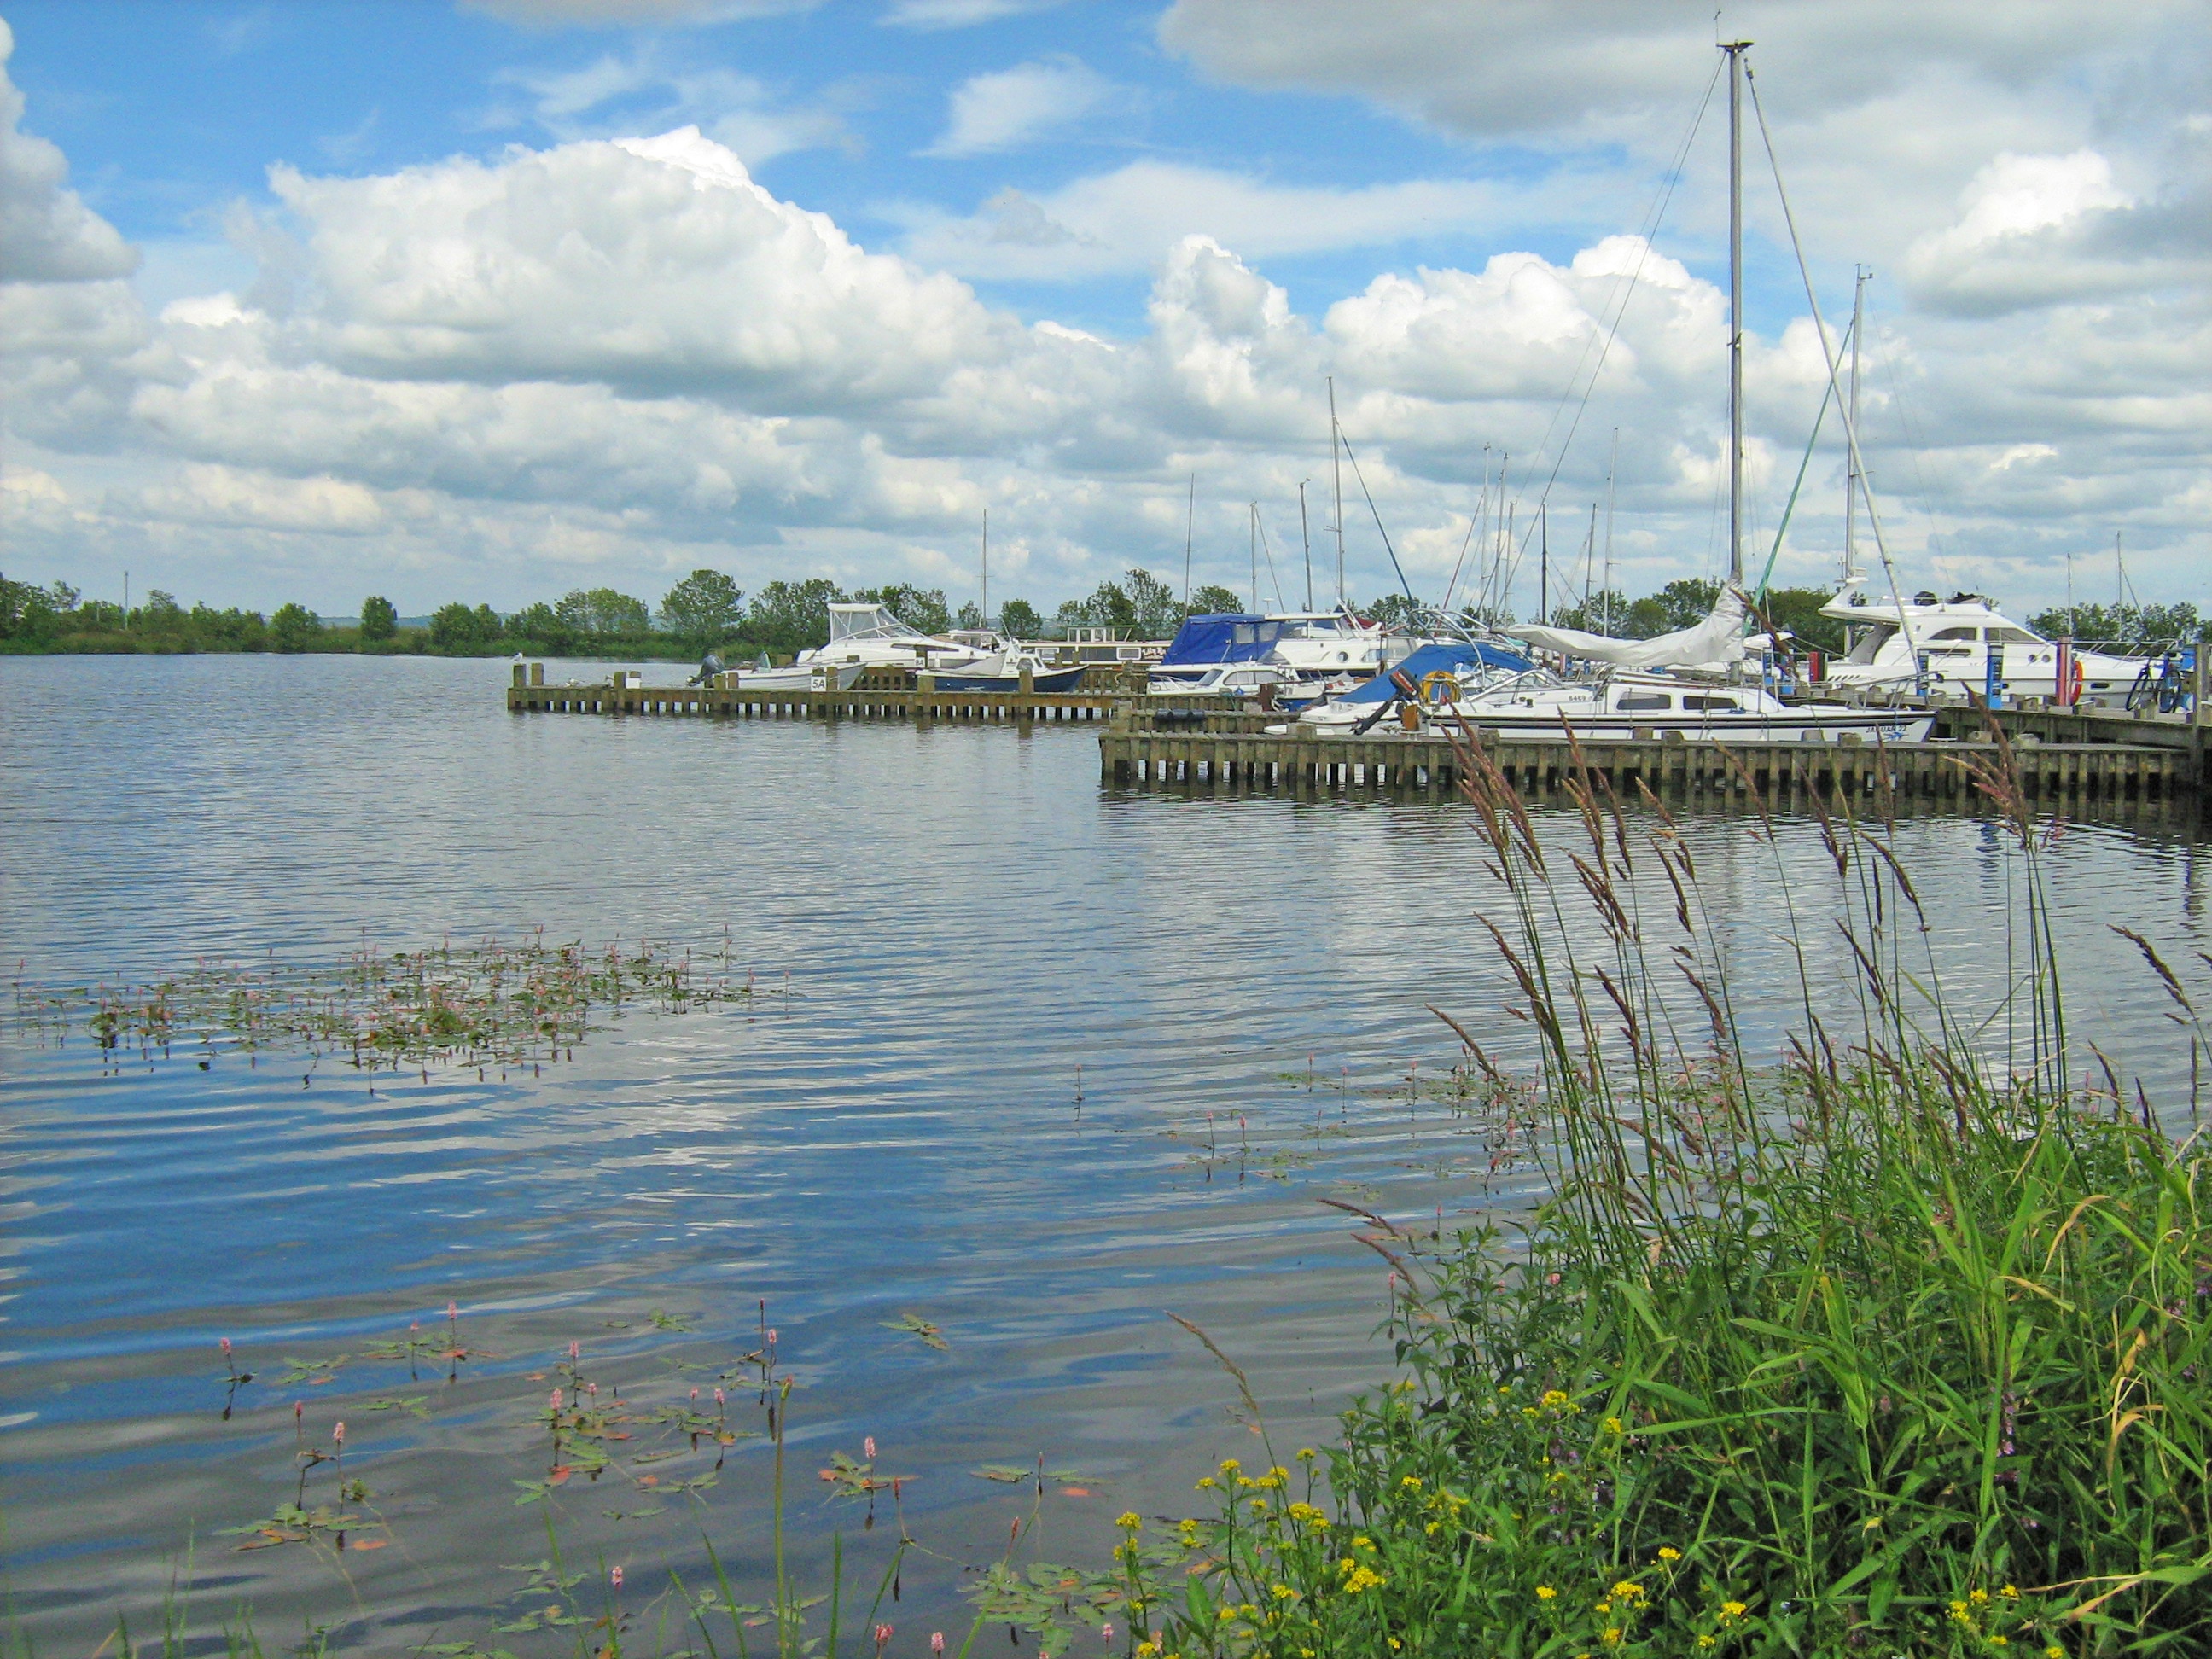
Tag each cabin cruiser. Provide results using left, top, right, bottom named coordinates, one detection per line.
left=1275, top=649, right=1933, bottom=743
left=1818, top=590, right=2154, bottom=706
left=1149, top=608, right=1387, bottom=687
left=735, top=602, right=986, bottom=690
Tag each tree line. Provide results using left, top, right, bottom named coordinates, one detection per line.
left=5, top=565, right=2199, bottom=661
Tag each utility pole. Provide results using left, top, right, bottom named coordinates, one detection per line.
left=1723, top=38, right=1753, bottom=589
left=1328, top=375, right=1346, bottom=608
left=1298, top=480, right=1313, bottom=611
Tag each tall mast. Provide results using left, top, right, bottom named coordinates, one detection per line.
left=1327, top=375, right=1346, bottom=607
left=981, top=508, right=988, bottom=626
left=1181, top=474, right=1195, bottom=609
left=1843, top=265, right=1866, bottom=587
left=1298, top=480, right=1313, bottom=611
left=1603, top=429, right=1618, bottom=632
left=1724, top=39, right=1752, bottom=589
left=1539, top=503, right=1548, bottom=627
left=1250, top=502, right=1259, bottom=614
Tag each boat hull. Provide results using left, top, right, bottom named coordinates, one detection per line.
left=1284, top=707, right=1935, bottom=743
left=929, top=665, right=1087, bottom=693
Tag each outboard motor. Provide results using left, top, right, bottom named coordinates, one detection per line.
left=689, top=649, right=725, bottom=688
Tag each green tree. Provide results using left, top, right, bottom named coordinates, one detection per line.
left=997, top=597, right=1041, bottom=638
left=1363, top=593, right=1428, bottom=632
left=1122, top=567, right=1182, bottom=638
left=0, top=572, right=60, bottom=643
left=271, top=602, right=323, bottom=652
left=659, top=568, right=745, bottom=650
left=506, top=601, right=578, bottom=653
left=1187, top=584, right=1246, bottom=617
left=190, top=602, right=266, bottom=650
left=359, top=595, right=398, bottom=642
left=956, top=600, right=985, bottom=631
left=429, top=601, right=504, bottom=653
left=1546, top=590, right=1630, bottom=632
left=853, top=584, right=951, bottom=635
left=553, top=588, right=651, bottom=637
left=1753, top=587, right=1846, bottom=654
left=2025, top=601, right=2203, bottom=646
left=1068, top=579, right=1137, bottom=634
left=747, top=578, right=847, bottom=654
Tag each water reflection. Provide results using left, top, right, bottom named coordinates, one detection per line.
left=1, top=655, right=2205, bottom=1647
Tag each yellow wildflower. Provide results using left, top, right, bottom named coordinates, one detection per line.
left=1697, top=1639, right=1715, bottom=1651
left=1604, top=1416, right=1626, bottom=1435
left=1657, top=1547, right=1681, bottom=1562
left=1600, top=1628, right=1623, bottom=1648
left=1970, top=1588, right=1991, bottom=1606
left=1400, top=1475, right=1423, bottom=1490
left=1270, top=1585, right=1296, bottom=1602
left=1534, top=1586, right=1557, bottom=1602
left=1352, top=1535, right=1374, bottom=1551
left=1115, top=1511, right=1142, bottom=1531
left=2000, top=1585, right=2020, bottom=1600
left=1196, top=1476, right=1216, bottom=1491
left=1720, top=1601, right=1747, bottom=1621
left=1388, top=1641, right=1401, bottom=1652
left=1296, top=1447, right=1318, bottom=1463
left=2046, top=1647, right=2066, bottom=1658
left=1540, top=1389, right=1574, bottom=1411
left=1219, top=1458, right=1241, bottom=1474
left=1612, top=1582, right=1644, bottom=1602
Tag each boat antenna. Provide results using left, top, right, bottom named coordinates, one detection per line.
left=1181, top=474, right=1195, bottom=609
left=1842, top=265, right=1868, bottom=587
left=1724, top=38, right=1749, bottom=590
left=1297, top=480, right=1313, bottom=611
left=1328, top=375, right=1346, bottom=607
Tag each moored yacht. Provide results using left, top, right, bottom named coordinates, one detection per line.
left=1819, top=590, right=2157, bottom=707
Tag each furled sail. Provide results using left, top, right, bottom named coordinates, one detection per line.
left=1516, top=585, right=1748, bottom=670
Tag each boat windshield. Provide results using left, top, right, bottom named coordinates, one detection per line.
left=827, top=603, right=935, bottom=643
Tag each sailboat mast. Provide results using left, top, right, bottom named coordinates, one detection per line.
left=1843, top=265, right=1866, bottom=587
left=981, top=509, right=988, bottom=625
left=1181, top=474, right=1195, bottom=609
left=1250, top=502, right=1259, bottom=614
left=1724, top=39, right=1751, bottom=589
left=1298, top=480, right=1313, bottom=611
left=1539, top=503, right=1548, bottom=626
left=1328, top=375, right=1346, bottom=607
left=1603, top=430, right=1618, bottom=632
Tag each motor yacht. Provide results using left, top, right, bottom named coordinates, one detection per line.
left=1818, top=590, right=2156, bottom=707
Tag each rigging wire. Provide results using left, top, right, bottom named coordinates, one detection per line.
left=1744, top=61, right=1922, bottom=668
left=1493, top=57, right=1726, bottom=600
left=1337, top=433, right=1419, bottom=604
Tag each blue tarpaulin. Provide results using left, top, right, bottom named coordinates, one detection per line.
left=1158, top=614, right=1291, bottom=667
left=1335, top=641, right=1532, bottom=703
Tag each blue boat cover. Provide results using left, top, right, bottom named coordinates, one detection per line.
left=1336, top=641, right=1533, bottom=703
left=1158, top=614, right=1289, bottom=667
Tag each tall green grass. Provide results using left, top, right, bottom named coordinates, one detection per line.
left=1127, top=730, right=2211, bottom=1656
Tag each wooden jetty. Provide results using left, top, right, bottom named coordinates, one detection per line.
left=505, top=661, right=1202, bottom=724
left=1096, top=710, right=2194, bottom=801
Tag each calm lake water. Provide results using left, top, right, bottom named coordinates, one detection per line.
left=3, top=653, right=2208, bottom=1652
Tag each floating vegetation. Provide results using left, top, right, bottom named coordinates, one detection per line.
left=882, top=1313, right=949, bottom=1351
left=7, top=931, right=785, bottom=1075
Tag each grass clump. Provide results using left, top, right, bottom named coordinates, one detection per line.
left=1121, top=734, right=2212, bottom=1656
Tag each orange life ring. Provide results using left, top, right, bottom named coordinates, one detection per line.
left=2070, top=657, right=2085, bottom=700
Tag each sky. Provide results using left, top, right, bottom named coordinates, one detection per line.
left=1, top=0, right=2207, bottom=621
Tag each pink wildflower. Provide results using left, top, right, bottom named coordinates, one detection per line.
left=550, top=1388, right=563, bottom=1411
left=333, top=1421, right=345, bottom=1445
left=1101, top=1622, right=1113, bottom=1641
left=864, top=1435, right=877, bottom=1460
left=610, top=1566, right=624, bottom=1591
left=931, top=1636, right=945, bottom=1656
left=220, top=1336, right=232, bottom=1357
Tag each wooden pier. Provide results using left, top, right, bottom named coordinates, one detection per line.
left=506, top=663, right=1211, bottom=725
left=1096, top=714, right=2192, bottom=801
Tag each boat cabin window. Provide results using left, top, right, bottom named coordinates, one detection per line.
left=1988, top=627, right=2040, bottom=643
left=1683, top=696, right=1738, bottom=712
left=1616, top=693, right=1672, bottom=711
left=1930, top=626, right=1977, bottom=641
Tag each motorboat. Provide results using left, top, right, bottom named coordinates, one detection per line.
left=1266, top=610, right=1388, bottom=678
left=1277, top=651, right=1933, bottom=744
left=1149, top=613, right=1295, bottom=685
left=733, top=657, right=868, bottom=692
left=1818, top=589, right=2157, bottom=707
left=930, top=644, right=1086, bottom=693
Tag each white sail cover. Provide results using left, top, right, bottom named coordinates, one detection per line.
left=1517, top=585, right=1748, bottom=669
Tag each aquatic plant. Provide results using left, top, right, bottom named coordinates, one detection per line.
left=8, top=931, right=784, bottom=1076
left=1103, top=726, right=2212, bottom=1655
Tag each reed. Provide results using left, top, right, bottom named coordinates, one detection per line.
left=1123, top=728, right=2212, bottom=1656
